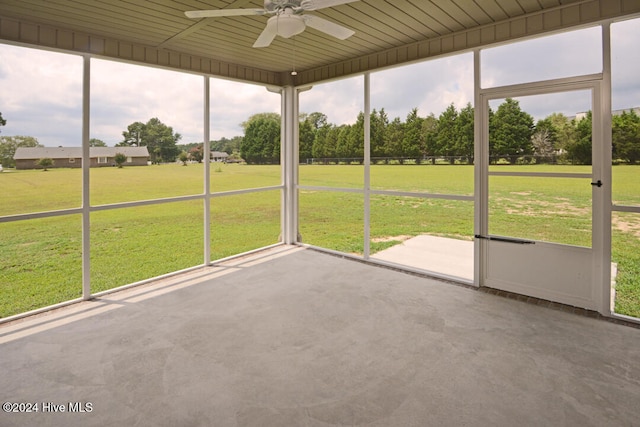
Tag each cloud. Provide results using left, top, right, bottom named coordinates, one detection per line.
left=0, top=48, right=281, bottom=146
left=300, top=76, right=364, bottom=125
left=210, top=78, right=280, bottom=138
left=298, top=54, right=475, bottom=125
left=480, top=27, right=602, bottom=88
left=89, top=61, right=282, bottom=144
left=370, top=53, right=474, bottom=120
left=90, top=59, right=205, bottom=145
left=612, top=19, right=640, bottom=110
left=0, top=45, right=82, bottom=145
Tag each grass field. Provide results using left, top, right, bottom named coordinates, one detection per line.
left=1, top=163, right=638, bottom=318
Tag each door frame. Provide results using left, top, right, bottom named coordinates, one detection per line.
left=474, top=75, right=611, bottom=313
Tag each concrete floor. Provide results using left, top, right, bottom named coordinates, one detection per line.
left=1, top=245, right=639, bottom=427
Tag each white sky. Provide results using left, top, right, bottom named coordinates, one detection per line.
left=0, top=18, right=638, bottom=147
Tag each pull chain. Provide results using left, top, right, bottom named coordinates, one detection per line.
left=291, top=36, right=297, bottom=76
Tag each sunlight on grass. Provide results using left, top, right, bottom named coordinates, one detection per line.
left=369, top=196, right=473, bottom=253
left=489, top=175, right=592, bottom=247
left=211, top=163, right=281, bottom=192
left=1, top=164, right=639, bottom=319
left=0, top=215, right=82, bottom=317
left=91, top=163, right=205, bottom=205
left=612, top=212, right=640, bottom=318
left=90, top=201, right=203, bottom=292
left=371, top=164, right=474, bottom=195
left=211, top=191, right=281, bottom=260
left=0, top=168, right=82, bottom=216
left=299, top=191, right=364, bottom=254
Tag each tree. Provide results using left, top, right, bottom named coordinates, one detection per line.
left=36, top=157, right=54, bottom=171
left=0, top=112, right=6, bottom=131
left=241, top=112, right=280, bottom=131
left=547, top=112, right=575, bottom=154
left=531, top=128, right=555, bottom=163
left=299, top=112, right=329, bottom=162
left=188, top=144, right=204, bottom=163
left=299, top=117, right=315, bottom=163
left=435, top=104, right=458, bottom=162
left=241, top=113, right=281, bottom=164
left=89, top=138, right=107, bottom=147
left=422, top=114, right=438, bottom=163
left=178, top=151, right=189, bottom=165
left=531, top=117, right=557, bottom=163
left=304, top=112, right=329, bottom=130
left=118, top=118, right=181, bottom=163
left=120, top=121, right=145, bottom=146
left=334, top=124, right=353, bottom=159
left=211, top=136, right=242, bottom=154
left=312, top=124, right=339, bottom=160
left=489, top=98, right=534, bottom=164
left=311, top=124, right=329, bottom=159
left=566, top=111, right=592, bottom=165
left=370, top=109, right=389, bottom=159
left=385, top=117, right=405, bottom=159
left=613, top=110, right=640, bottom=164
left=0, top=135, right=42, bottom=168
left=114, top=152, right=127, bottom=168
left=348, top=112, right=365, bottom=160
left=402, top=108, right=424, bottom=162
left=455, top=103, right=475, bottom=163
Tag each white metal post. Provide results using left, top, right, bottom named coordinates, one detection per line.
left=597, top=23, right=613, bottom=315
left=363, top=73, right=371, bottom=259
left=81, top=55, right=91, bottom=299
left=473, top=49, right=483, bottom=288
left=281, top=85, right=297, bottom=244
left=204, top=77, right=211, bottom=265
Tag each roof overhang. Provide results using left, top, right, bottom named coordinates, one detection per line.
left=1, top=1, right=639, bottom=87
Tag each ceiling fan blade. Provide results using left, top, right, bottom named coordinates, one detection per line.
left=303, top=15, right=355, bottom=40
left=253, top=19, right=278, bottom=48
left=300, top=0, right=359, bottom=11
left=184, top=9, right=265, bottom=19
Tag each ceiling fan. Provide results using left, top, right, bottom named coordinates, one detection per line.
left=185, top=0, right=359, bottom=48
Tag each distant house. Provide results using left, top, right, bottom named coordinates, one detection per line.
left=210, top=151, right=229, bottom=162
left=575, top=106, right=640, bottom=121
left=13, top=147, right=150, bottom=169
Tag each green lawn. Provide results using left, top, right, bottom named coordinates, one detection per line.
left=1, top=163, right=638, bottom=318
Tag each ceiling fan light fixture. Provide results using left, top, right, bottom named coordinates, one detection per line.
left=270, top=14, right=306, bottom=38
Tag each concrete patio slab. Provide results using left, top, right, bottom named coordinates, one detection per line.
left=1, top=246, right=638, bottom=426
left=372, top=235, right=474, bottom=281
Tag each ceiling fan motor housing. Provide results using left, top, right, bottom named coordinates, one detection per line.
left=264, top=0, right=305, bottom=13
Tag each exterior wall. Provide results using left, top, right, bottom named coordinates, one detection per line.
left=16, top=157, right=148, bottom=169
left=126, top=157, right=148, bottom=166
left=15, top=158, right=81, bottom=169
left=90, top=156, right=149, bottom=167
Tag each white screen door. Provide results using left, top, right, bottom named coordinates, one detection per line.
left=477, top=81, right=607, bottom=310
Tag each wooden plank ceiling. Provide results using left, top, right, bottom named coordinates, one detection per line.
left=0, top=0, right=637, bottom=86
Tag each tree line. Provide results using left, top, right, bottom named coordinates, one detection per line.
left=1, top=104, right=639, bottom=168
left=238, top=99, right=640, bottom=165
